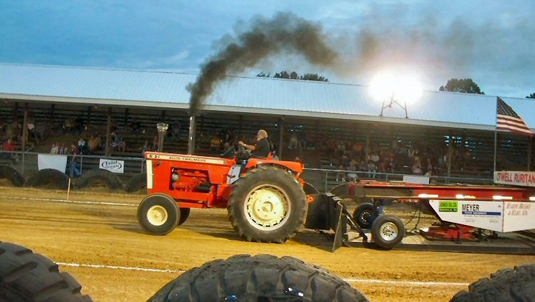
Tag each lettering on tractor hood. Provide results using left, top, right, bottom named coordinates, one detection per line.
left=146, top=153, right=226, bottom=165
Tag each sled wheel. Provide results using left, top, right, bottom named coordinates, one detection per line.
left=228, top=166, right=307, bottom=243
left=352, top=202, right=376, bottom=229
left=137, top=194, right=179, bottom=235
left=147, top=254, right=369, bottom=302
left=371, top=214, right=404, bottom=250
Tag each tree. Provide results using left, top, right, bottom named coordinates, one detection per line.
left=439, top=78, right=484, bottom=94
left=526, top=93, right=535, bottom=99
left=257, top=71, right=328, bottom=82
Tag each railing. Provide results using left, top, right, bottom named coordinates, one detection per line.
left=0, top=151, right=495, bottom=190
left=302, top=167, right=494, bottom=192
left=0, top=151, right=145, bottom=180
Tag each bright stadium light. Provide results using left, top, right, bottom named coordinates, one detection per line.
left=370, top=72, right=396, bottom=101
left=394, top=77, right=422, bottom=104
left=369, top=71, right=423, bottom=118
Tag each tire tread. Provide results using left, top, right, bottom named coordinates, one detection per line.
left=148, top=254, right=368, bottom=302
left=0, top=242, right=92, bottom=302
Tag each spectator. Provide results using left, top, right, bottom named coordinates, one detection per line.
left=412, top=158, right=422, bottom=175
left=1, top=139, right=16, bottom=160
left=59, top=143, right=67, bottom=155
left=78, top=137, right=87, bottom=154
left=111, top=132, right=126, bottom=153
left=288, top=133, right=299, bottom=150
left=140, top=140, right=149, bottom=154
left=69, top=143, right=81, bottom=178
left=88, top=135, right=101, bottom=153
left=367, top=161, right=377, bottom=179
left=210, top=136, right=222, bottom=153
left=50, top=143, right=59, bottom=154
left=358, top=160, right=367, bottom=171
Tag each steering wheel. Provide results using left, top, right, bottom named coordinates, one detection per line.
left=235, top=143, right=251, bottom=163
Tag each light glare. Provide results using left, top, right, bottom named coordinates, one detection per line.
left=369, top=72, right=423, bottom=104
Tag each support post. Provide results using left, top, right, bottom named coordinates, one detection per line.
left=278, top=117, right=284, bottom=159
left=86, top=106, right=92, bottom=127
left=105, top=107, right=112, bottom=156
left=188, top=116, right=196, bottom=154
left=124, top=108, right=129, bottom=127
left=21, top=103, right=28, bottom=175
left=493, top=131, right=498, bottom=172
left=447, top=131, right=453, bottom=178
left=365, top=131, right=370, bottom=162
left=238, top=115, right=243, bottom=138
left=528, top=136, right=533, bottom=171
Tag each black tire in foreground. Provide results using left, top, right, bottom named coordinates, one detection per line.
left=25, top=169, right=69, bottom=190
left=0, top=165, right=25, bottom=187
left=147, top=254, right=369, bottom=302
left=371, top=214, right=404, bottom=250
left=137, top=194, right=180, bottom=235
left=352, top=202, right=376, bottom=229
left=451, top=264, right=535, bottom=302
left=0, top=241, right=92, bottom=302
left=227, top=166, right=307, bottom=243
left=125, top=172, right=147, bottom=193
left=75, top=169, right=124, bottom=191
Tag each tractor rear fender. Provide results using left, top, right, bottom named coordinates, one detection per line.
left=243, top=159, right=304, bottom=176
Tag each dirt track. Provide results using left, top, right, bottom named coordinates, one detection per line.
left=1, top=186, right=535, bottom=302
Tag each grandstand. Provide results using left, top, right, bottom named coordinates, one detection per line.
left=0, top=63, right=534, bottom=188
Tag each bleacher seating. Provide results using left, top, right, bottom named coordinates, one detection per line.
left=0, top=100, right=534, bottom=186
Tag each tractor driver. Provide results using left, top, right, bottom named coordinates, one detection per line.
left=239, top=129, right=271, bottom=158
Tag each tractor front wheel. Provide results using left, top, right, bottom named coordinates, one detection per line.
left=228, top=166, right=307, bottom=243
left=138, top=194, right=180, bottom=235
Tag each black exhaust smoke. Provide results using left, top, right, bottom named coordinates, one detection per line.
left=187, top=12, right=338, bottom=116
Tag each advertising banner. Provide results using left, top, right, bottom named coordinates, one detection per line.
left=99, top=159, right=124, bottom=174
left=429, top=200, right=503, bottom=232
left=494, top=171, right=535, bottom=187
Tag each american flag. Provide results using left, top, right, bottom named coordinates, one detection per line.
left=496, top=97, right=532, bottom=136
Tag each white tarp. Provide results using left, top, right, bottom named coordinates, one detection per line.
left=403, top=175, right=430, bottom=184
left=99, top=159, right=124, bottom=174
left=37, top=154, right=67, bottom=172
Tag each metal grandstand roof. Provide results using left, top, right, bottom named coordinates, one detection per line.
left=0, top=63, right=532, bottom=131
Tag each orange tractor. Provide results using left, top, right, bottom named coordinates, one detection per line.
left=137, top=149, right=317, bottom=243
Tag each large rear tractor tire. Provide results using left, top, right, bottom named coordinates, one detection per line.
left=25, top=169, right=69, bottom=190
left=451, top=264, right=535, bottom=302
left=371, top=214, right=404, bottom=250
left=137, top=194, right=180, bottom=235
left=228, top=166, right=307, bottom=243
left=147, top=254, right=369, bottom=302
left=0, top=242, right=92, bottom=302
left=74, top=169, right=123, bottom=191
left=0, top=165, right=25, bottom=187
left=125, top=172, right=147, bottom=193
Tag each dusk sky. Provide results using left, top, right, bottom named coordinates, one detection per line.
left=1, top=0, right=534, bottom=98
